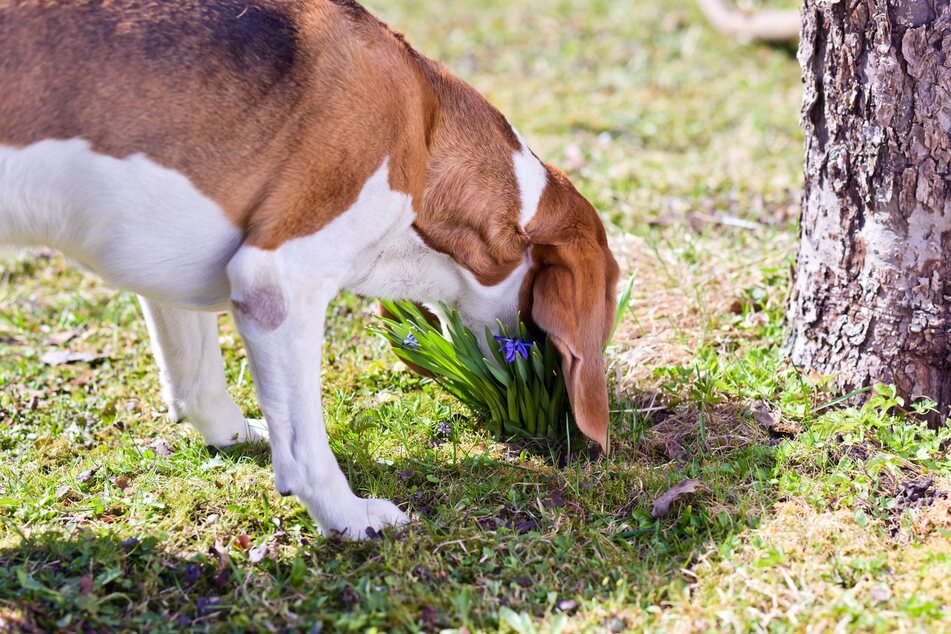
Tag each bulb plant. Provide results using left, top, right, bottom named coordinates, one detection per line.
left=372, top=300, right=577, bottom=445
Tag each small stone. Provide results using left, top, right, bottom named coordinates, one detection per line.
left=556, top=599, right=579, bottom=613
left=871, top=584, right=892, bottom=603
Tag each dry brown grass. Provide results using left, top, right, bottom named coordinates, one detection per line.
left=915, top=484, right=951, bottom=537
left=607, top=229, right=795, bottom=395
left=652, top=483, right=951, bottom=633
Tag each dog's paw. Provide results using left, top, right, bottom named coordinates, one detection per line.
left=244, top=418, right=270, bottom=444
left=203, top=418, right=269, bottom=449
left=322, top=498, right=409, bottom=540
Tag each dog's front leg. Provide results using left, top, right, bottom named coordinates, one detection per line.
left=227, top=246, right=408, bottom=539
left=139, top=298, right=267, bottom=447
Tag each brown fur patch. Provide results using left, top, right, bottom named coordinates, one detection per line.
left=0, top=0, right=523, bottom=279
left=520, top=167, right=621, bottom=451
left=1, top=0, right=311, bottom=230
left=412, top=68, right=525, bottom=285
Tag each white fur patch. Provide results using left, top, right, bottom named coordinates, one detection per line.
left=353, top=138, right=545, bottom=341
left=349, top=208, right=529, bottom=348
left=513, top=135, right=549, bottom=227
left=226, top=159, right=413, bottom=537
left=140, top=297, right=262, bottom=446
left=0, top=139, right=241, bottom=309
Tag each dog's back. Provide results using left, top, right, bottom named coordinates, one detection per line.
left=1, top=1, right=373, bottom=219
left=0, top=0, right=430, bottom=307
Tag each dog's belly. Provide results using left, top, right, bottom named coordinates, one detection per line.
left=0, top=138, right=242, bottom=310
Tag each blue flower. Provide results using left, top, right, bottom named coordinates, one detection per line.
left=401, top=332, right=420, bottom=350
left=494, top=335, right=531, bottom=363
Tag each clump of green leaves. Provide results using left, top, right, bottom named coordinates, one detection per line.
left=372, top=300, right=575, bottom=444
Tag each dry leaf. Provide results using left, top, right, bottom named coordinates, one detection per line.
left=651, top=478, right=703, bottom=518
left=545, top=490, right=567, bottom=508
left=77, top=469, right=97, bottom=484
left=40, top=350, right=106, bottom=366
left=751, top=401, right=802, bottom=437
left=663, top=438, right=688, bottom=460
left=770, top=421, right=803, bottom=437
left=234, top=534, right=252, bottom=551
left=47, top=330, right=78, bottom=346
left=148, top=438, right=175, bottom=457
left=750, top=400, right=779, bottom=428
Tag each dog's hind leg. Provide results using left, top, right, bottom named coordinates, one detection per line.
left=139, top=297, right=266, bottom=447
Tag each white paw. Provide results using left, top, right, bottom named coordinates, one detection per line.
left=243, top=418, right=270, bottom=444
left=321, top=498, right=410, bottom=541
left=201, top=418, right=269, bottom=448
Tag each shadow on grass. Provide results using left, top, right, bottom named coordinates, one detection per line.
left=336, top=397, right=780, bottom=628
left=0, top=529, right=236, bottom=632
left=0, top=399, right=779, bottom=632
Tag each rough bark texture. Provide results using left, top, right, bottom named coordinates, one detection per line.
left=790, top=0, right=951, bottom=414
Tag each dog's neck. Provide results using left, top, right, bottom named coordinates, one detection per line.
left=404, top=56, right=545, bottom=289
left=344, top=57, right=546, bottom=332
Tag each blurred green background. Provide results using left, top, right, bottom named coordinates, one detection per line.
left=366, top=0, right=802, bottom=231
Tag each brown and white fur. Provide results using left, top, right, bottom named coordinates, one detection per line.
left=0, top=0, right=619, bottom=539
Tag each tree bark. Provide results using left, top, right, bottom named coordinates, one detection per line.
left=789, top=0, right=951, bottom=415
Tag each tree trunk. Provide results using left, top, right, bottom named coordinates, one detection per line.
left=789, top=0, right=951, bottom=415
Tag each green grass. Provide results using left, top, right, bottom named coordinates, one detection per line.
left=373, top=300, right=577, bottom=445
left=2, top=1, right=950, bottom=632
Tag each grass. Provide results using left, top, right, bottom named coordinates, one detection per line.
left=373, top=300, right=577, bottom=445
left=1, top=0, right=950, bottom=632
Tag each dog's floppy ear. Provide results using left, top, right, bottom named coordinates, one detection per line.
left=525, top=170, right=620, bottom=452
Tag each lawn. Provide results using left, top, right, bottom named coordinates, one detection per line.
left=1, top=1, right=950, bottom=632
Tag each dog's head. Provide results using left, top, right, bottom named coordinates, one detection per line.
left=402, top=120, right=619, bottom=451
left=518, top=167, right=620, bottom=452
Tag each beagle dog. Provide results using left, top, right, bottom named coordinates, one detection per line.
left=0, top=0, right=619, bottom=539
